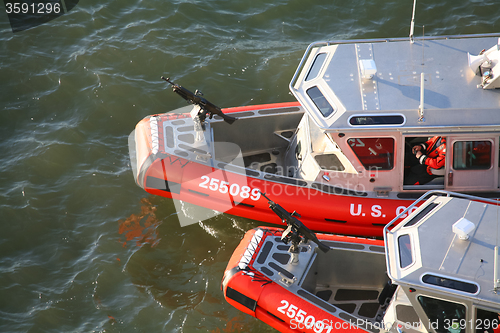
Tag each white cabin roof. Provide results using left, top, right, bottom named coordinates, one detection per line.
left=386, top=193, right=500, bottom=307
left=290, top=34, right=500, bottom=131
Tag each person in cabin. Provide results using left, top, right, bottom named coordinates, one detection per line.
left=405, top=136, right=446, bottom=185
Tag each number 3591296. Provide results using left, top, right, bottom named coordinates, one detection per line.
left=199, top=176, right=260, bottom=200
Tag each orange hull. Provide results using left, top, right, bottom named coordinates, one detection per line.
left=222, top=227, right=385, bottom=332
left=131, top=102, right=419, bottom=237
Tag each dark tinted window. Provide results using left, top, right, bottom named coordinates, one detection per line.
left=306, top=53, right=327, bottom=81
left=348, top=138, right=394, bottom=170
left=475, top=308, right=500, bottom=333
left=404, top=203, right=439, bottom=227
left=418, top=296, right=465, bottom=333
left=349, top=115, right=405, bottom=126
left=422, top=274, right=478, bottom=294
left=398, top=234, right=413, bottom=268
left=306, top=86, right=335, bottom=118
left=453, top=141, right=492, bottom=170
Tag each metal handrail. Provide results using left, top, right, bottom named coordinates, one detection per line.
left=289, top=41, right=330, bottom=91
left=383, top=190, right=500, bottom=281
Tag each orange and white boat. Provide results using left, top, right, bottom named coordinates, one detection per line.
left=222, top=191, right=500, bottom=332
left=129, top=33, right=500, bottom=236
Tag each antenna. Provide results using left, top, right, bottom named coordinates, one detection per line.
left=421, top=25, right=425, bottom=64
left=418, top=73, right=425, bottom=122
left=495, top=246, right=500, bottom=293
left=410, top=0, right=417, bottom=43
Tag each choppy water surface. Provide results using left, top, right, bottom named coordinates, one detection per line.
left=1, top=0, right=500, bottom=332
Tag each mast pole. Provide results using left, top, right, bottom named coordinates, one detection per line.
left=410, top=0, right=417, bottom=43
left=418, top=73, right=425, bottom=122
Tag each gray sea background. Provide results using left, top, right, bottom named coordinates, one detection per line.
left=1, top=0, right=500, bottom=332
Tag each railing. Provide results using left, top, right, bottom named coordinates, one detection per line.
left=289, top=41, right=331, bottom=90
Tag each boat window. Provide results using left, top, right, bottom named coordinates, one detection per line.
left=349, top=115, right=405, bottom=126
left=314, top=154, right=345, bottom=171
left=306, top=53, right=327, bottom=81
left=475, top=308, right=500, bottom=333
left=306, top=86, right=335, bottom=118
left=422, top=274, right=479, bottom=294
left=453, top=141, right=492, bottom=170
left=404, top=203, right=439, bottom=227
left=398, top=234, right=413, bottom=268
left=347, top=137, right=394, bottom=170
left=417, top=296, right=466, bottom=333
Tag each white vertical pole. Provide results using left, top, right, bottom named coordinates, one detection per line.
left=494, top=246, right=500, bottom=292
left=410, top=0, right=417, bottom=43
left=418, top=73, right=424, bottom=121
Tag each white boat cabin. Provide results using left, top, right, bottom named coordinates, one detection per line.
left=384, top=192, right=500, bottom=333
left=288, top=34, right=500, bottom=197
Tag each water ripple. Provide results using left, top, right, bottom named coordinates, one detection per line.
left=1, top=0, right=499, bottom=332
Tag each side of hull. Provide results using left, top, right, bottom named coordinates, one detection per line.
left=143, top=160, right=416, bottom=236
left=132, top=102, right=421, bottom=237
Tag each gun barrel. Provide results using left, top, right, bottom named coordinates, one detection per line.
left=161, top=76, right=174, bottom=85
left=161, top=75, right=237, bottom=125
left=260, top=191, right=271, bottom=202
left=315, top=240, right=330, bottom=253
left=307, top=232, right=330, bottom=253
left=260, top=191, right=330, bottom=252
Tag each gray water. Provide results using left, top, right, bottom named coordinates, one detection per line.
left=1, top=0, right=500, bottom=332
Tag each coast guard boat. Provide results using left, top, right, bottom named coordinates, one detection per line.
left=129, top=33, right=500, bottom=236
left=222, top=191, right=500, bottom=332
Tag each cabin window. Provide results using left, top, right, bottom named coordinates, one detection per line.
left=418, top=296, right=466, bottom=333
left=306, top=53, right=327, bottom=81
left=349, top=115, right=405, bottom=126
left=422, top=274, right=478, bottom=294
left=453, top=141, right=492, bottom=170
left=404, top=203, right=439, bottom=227
left=475, top=308, right=500, bottom=333
left=306, top=86, right=335, bottom=118
left=398, top=234, right=413, bottom=268
left=348, top=137, right=395, bottom=170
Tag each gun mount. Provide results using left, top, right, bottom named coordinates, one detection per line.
left=260, top=192, right=329, bottom=264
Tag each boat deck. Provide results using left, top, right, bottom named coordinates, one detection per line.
left=243, top=150, right=286, bottom=175
left=158, top=105, right=305, bottom=177
left=250, top=233, right=389, bottom=325
left=314, top=286, right=386, bottom=321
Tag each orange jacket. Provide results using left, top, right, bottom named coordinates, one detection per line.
left=418, top=136, right=446, bottom=175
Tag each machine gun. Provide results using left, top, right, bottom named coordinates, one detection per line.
left=260, top=192, right=330, bottom=255
left=161, top=76, right=237, bottom=126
